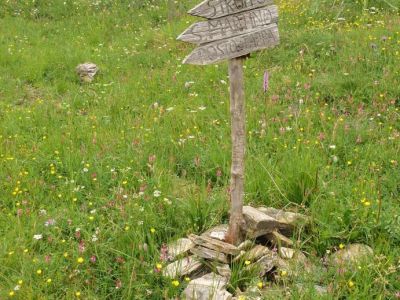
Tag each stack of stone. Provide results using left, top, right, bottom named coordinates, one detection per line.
left=162, top=205, right=373, bottom=299
left=162, top=206, right=310, bottom=299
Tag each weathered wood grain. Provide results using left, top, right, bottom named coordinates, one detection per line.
left=183, top=23, right=279, bottom=65
left=189, top=0, right=274, bottom=19
left=178, top=5, right=278, bottom=44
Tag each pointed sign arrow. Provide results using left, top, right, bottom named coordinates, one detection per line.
left=178, top=5, right=278, bottom=45
left=183, top=23, right=279, bottom=65
left=189, top=0, right=274, bottom=19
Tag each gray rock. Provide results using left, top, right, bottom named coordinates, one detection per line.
left=189, top=234, right=239, bottom=255
left=202, top=224, right=228, bottom=241
left=183, top=273, right=231, bottom=300
left=191, top=246, right=229, bottom=264
left=275, top=250, right=315, bottom=277
left=243, top=206, right=281, bottom=238
left=246, top=254, right=276, bottom=276
left=163, top=256, right=202, bottom=278
left=76, top=62, right=98, bottom=83
left=279, top=247, right=295, bottom=259
left=168, top=238, right=195, bottom=260
left=329, top=243, right=373, bottom=266
left=237, top=240, right=253, bottom=251
left=267, top=230, right=294, bottom=247
left=216, top=264, right=232, bottom=280
left=234, top=245, right=273, bottom=263
left=257, top=207, right=309, bottom=235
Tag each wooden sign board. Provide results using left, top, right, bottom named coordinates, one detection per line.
left=178, top=5, right=278, bottom=44
left=183, top=24, right=279, bottom=65
left=189, top=0, right=274, bottom=19
left=179, top=0, right=280, bottom=65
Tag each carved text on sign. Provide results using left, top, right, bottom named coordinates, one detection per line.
left=189, top=0, right=274, bottom=19
left=183, top=24, right=279, bottom=65
left=178, top=5, right=278, bottom=44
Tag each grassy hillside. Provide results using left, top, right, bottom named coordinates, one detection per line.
left=0, top=0, right=399, bottom=298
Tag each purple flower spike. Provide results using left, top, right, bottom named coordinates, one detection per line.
left=263, top=71, right=269, bottom=93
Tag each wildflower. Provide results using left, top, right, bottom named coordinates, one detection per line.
left=115, top=279, right=122, bottom=289
left=348, top=280, right=355, bottom=288
left=184, top=277, right=190, bottom=282
left=63, top=252, right=68, bottom=258
left=46, top=278, right=52, bottom=284
left=33, top=234, right=43, bottom=240
left=36, top=269, right=42, bottom=275
left=150, top=228, right=156, bottom=234
left=172, top=280, right=180, bottom=287
left=160, top=244, right=169, bottom=261
left=153, top=190, right=161, bottom=197
left=77, top=257, right=84, bottom=264
left=280, top=270, right=288, bottom=277
left=257, top=281, right=263, bottom=289
left=18, top=280, right=23, bottom=285
left=75, top=291, right=81, bottom=297
left=44, top=219, right=56, bottom=226
left=9, top=291, right=15, bottom=297
left=13, top=285, right=20, bottom=291
left=238, top=296, right=246, bottom=300
left=263, top=71, right=269, bottom=92
left=339, top=244, right=345, bottom=249
left=364, top=201, right=371, bottom=207
left=156, top=263, right=162, bottom=270
left=244, top=260, right=251, bottom=265
left=90, top=255, right=97, bottom=263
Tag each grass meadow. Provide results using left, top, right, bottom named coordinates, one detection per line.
left=0, top=0, right=400, bottom=299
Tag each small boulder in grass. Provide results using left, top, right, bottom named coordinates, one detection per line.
left=183, top=273, right=232, bottom=300
left=329, top=243, right=373, bottom=267
left=76, top=62, right=98, bottom=83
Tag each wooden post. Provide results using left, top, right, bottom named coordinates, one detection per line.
left=227, top=57, right=246, bottom=245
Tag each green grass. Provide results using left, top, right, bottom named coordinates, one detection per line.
left=0, top=0, right=399, bottom=298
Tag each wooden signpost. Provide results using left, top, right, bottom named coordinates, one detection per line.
left=178, top=0, right=280, bottom=245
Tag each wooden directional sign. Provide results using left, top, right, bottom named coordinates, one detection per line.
left=177, top=0, right=281, bottom=245
left=179, top=0, right=280, bottom=65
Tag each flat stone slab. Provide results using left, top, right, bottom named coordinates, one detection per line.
left=279, top=247, right=295, bottom=259
left=168, top=238, right=195, bottom=260
left=243, top=206, right=281, bottom=238
left=234, top=245, right=273, bottom=263
left=183, top=273, right=232, bottom=300
left=202, top=224, right=228, bottom=241
left=257, top=207, right=309, bottom=234
left=245, top=254, right=276, bottom=276
left=163, top=256, right=202, bottom=278
left=191, top=246, right=229, bottom=264
left=216, top=264, right=231, bottom=280
left=237, top=240, right=253, bottom=251
left=189, top=234, right=240, bottom=256
left=267, top=230, right=294, bottom=247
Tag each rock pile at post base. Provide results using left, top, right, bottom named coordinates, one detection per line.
left=162, top=206, right=373, bottom=299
